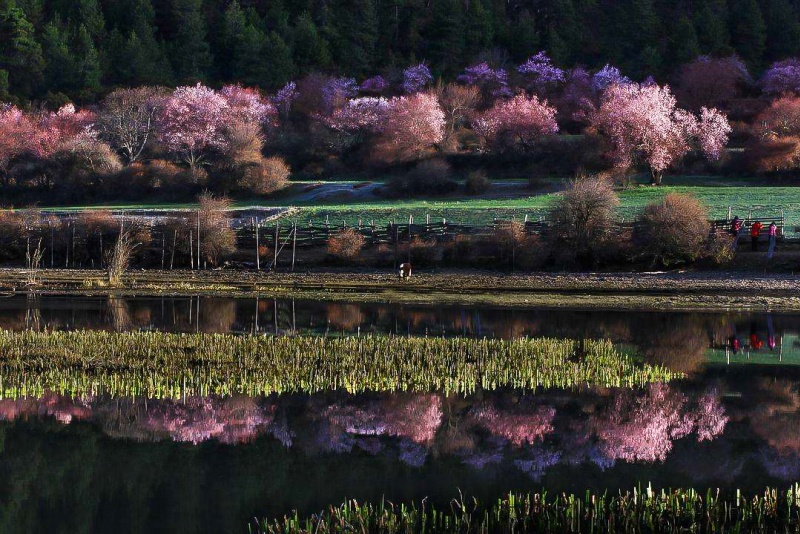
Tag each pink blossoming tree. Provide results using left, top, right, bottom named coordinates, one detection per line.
left=590, top=82, right=730, bottom=184
left=472, top=94, right=558, bottom=153
left=156, top=84, right=230, bottom=175
left=373, top=92, right=445, bottom=163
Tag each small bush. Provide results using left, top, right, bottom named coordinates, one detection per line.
left=465, top=170, right=490, bottom=195
left=635, top=193, right=710, bottom=267
left=706, top=230, right=736, bottom=267
left=327, top=228, right=365, bottom=262
left=409, top=237, right=443, bottom=266
left=548, top=176, right=619, bottom=267
left=238, top=157, right=291, bottom=195
left=385, top=159, right=458, bottom=197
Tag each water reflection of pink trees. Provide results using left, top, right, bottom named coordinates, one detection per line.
left=323, top=394, right=443, bottom=444
left=0, top=394, right=93, bottom=424
left=594, top=384, right=727, bottom=463
left=141, top=397, right=276, bottom=444
left=470, top=404, right=555, bottom=446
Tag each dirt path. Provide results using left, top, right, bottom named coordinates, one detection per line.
left=3, top=268, right=800, bottom=311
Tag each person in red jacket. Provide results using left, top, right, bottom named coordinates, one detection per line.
left=751, top=221, right=763, bottom=252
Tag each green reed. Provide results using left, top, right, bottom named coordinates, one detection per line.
left=0, top=330, right=680, bottom=399
left=251, top=484, right=800, bottom=533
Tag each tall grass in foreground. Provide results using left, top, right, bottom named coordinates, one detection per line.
left=251, top=484, right=800, bottom=533
left=0, top=331, right=680, bottom=399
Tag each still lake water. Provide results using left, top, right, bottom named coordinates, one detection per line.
left=1, top=295, right=799, bottom=532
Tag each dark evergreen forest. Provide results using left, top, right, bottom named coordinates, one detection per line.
left=1, top=0, right=799, bottom=103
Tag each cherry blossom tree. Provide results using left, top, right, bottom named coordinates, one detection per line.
left=593, top=383, right=727, bottom=464
left=156, top=83, right=230, bottom=175
left=324, top=97, right=389, bottom=133
left=472, top=94, right=558, bottom=153
left=518, top=52, right=565, bottom=94
left=320, top=76, right=358, bottom=114
left=458, top=62, right=511, bottom=99
left=0, top=105, right=34, bottom=184
left=272, top=81, right=298, bottom=118
left=96, top=87, right=168, bottom=164
left=219, top=85, right=277, bottom=126
left=471, top=403, right=555, bottom=447
left=360, top=75, right=388, bottom=94
left=754, top=96, right=800, bottom=138
left=590, top=82, right=730, bottom=184
left=591, top=65, right=630, bottom=94
left=373, top=92, right=445, bottom=163
left=402, top=63, right=433, bottom=93
left=762, top=59, right=800, bottom=96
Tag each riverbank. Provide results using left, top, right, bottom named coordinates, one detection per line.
left=3, top=268, right=800, bottom=312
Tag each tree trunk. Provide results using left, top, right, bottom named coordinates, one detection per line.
left=650, top=169, right=664, bottom=186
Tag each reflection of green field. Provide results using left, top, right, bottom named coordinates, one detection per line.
left=706, top=333, right=800, bottom=366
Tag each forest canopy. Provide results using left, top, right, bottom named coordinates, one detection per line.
left=2, top=0, right=800, bottom=102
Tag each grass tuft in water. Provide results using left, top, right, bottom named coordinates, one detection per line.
left=0, top=330, right=680, bottom=399
left=251, top=484, right=800, bottom=533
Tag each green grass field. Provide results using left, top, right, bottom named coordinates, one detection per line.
left=290, top=185, right=798, bottom=229
left=19, top=175, right=800, bottom=232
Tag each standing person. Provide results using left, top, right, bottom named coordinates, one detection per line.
left=731, top=216, right=742, bottom=237
left=730, top=216, right=743, bottom=251
left=750, top=221, right=763, bottom=252
left=767, top=222, right=777, bottom=259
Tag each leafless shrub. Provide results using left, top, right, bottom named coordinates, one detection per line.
left=237, top=157, right=291, bottom=195
left=105, top=230, right=136, bottom=287
left=635, top=193, right=710, bottom=267
left=327, top=228, right=365, bottom=262
left=548, top=176, right=619, bottom=266
left=196, top=192, right=236, bottom=267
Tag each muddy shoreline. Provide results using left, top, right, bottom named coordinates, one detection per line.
left=2, top=268, right=799, bottom=312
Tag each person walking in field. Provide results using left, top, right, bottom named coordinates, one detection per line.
left=750, top=221, right=763, bottom=252
left=767, top=222, right=777, bottom=259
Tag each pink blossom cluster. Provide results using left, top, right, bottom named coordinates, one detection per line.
left=219, top=85, right=277, bottom=126
left=321, top=77, right=359, bottom=114
left=402, top=63, right=433, bottom=93
left=374, top=92, right=446, bottom=161
left=324, top=393, right=443, bottom=444
left=762, top=59, right=800, bottom=95
left=592, top=65, right=631, bottom=93
left=0, top=393, right=93, bottom=424
left=324, top=97, right=390, bottom=132
left=273, top=81, right=298, bottom=116
left=594, top=384, right=727, bottom=463
left=458, top=62, right=511, bottom=97
left=471, top=404, right=555, bottom=446
left=591, top=82, right=730, bottom=177
left=360, top=75, right=389, bottom=94
left=518, top=52, right=565, bottom=90
left=472, top=94, right=559, bottom=150
left=141, top=396, right=276, bottom=444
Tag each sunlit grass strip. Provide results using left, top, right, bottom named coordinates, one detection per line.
left=251, top=484, right=800, bottom=533
left=0, top=331, right=680, bottom=399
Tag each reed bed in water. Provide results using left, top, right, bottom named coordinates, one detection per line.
left=0, top=330, right=680, bottom=399
left=251, top=484, right=800, bottom=533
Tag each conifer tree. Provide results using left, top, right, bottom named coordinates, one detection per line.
left=0, top=0, right=43, bottom=97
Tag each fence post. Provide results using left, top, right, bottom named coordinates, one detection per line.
left=393, top=222, right=398, bottom=269
left=273, top=222, right=279, bottom=270
left=197, top=210, right=202, bottom=270
left=407, top=215, right=413, bottom=264
left=292, top=222, right=297, bottom=272
left=254, top=217, right=260, bottom=271
left=189, top=230, right=194, bottom=270
left=171, top=230, right=177, bottom=270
